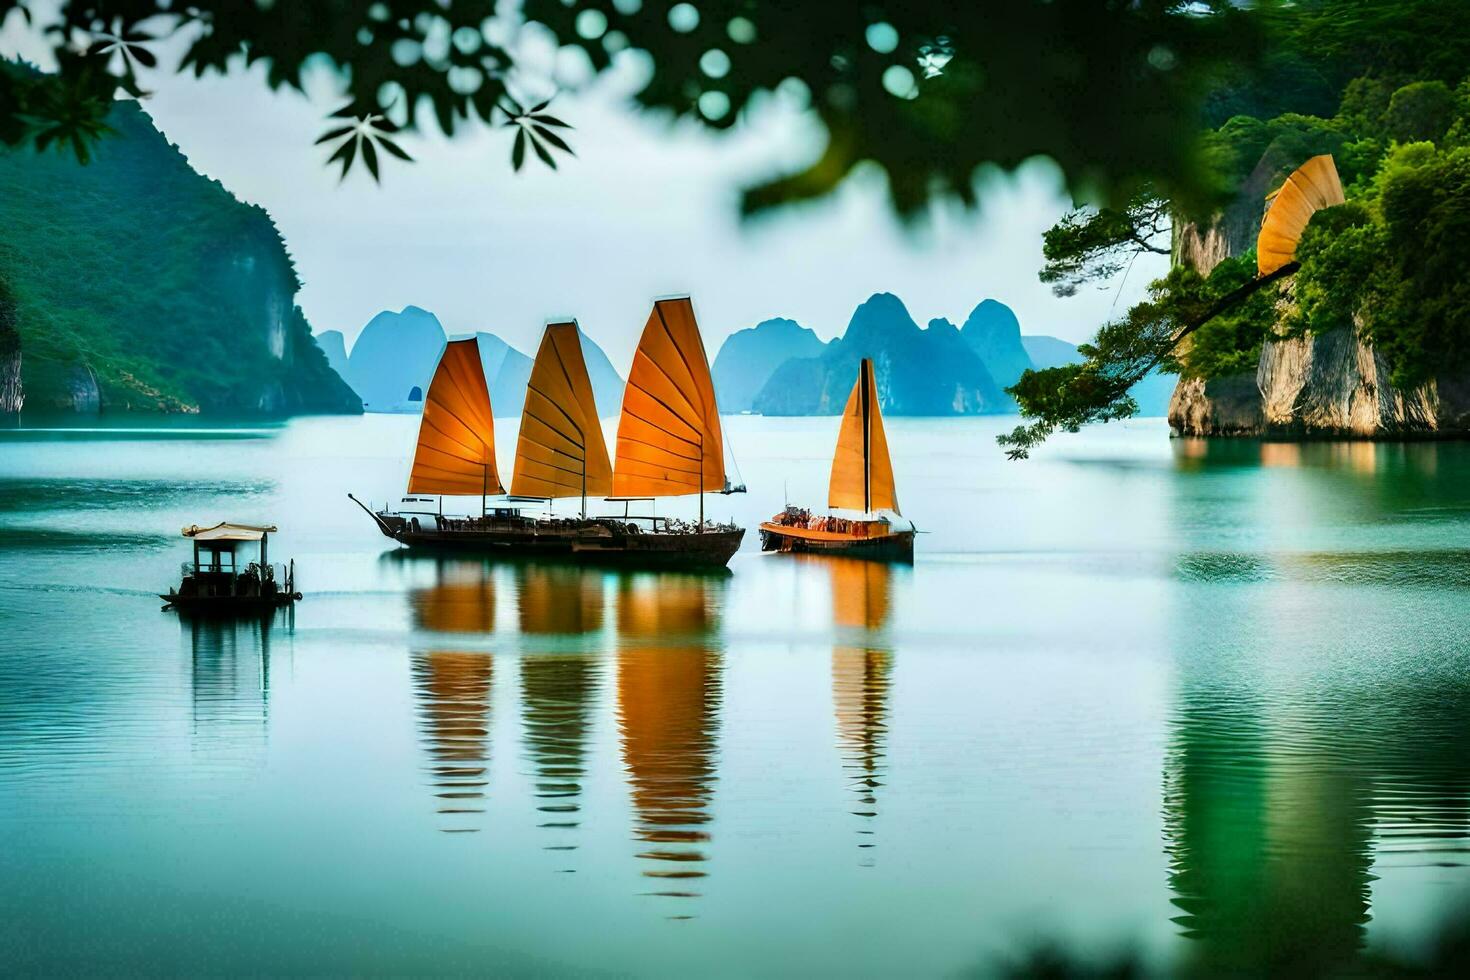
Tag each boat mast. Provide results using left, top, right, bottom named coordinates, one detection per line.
left=862, top=359, right=872, bottom=515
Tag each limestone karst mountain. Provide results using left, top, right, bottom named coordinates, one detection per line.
left=960, top=299, right=1034, bottom=392
left=0, top=98, right=358, bottom=415
left=751, top=293, right=1007, bottom=416
left=345, top=309, right=623, bottom=417
left=711, top=317, right=827, bottom=412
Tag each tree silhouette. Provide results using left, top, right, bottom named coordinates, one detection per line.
left=2, top=0, right=1260, bottom=216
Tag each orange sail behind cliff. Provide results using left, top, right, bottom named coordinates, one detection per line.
left=611, top=297, right=725, bottom=498
left=828, top=358, right=899, bottom=514
left=509, top=322, right=613, bottom=501
left=1257, top=155, right=1345, bottom=276
left=407, top=338, right=505, bottom=496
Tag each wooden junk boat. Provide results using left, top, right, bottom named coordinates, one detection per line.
left=760, top=358, right=915, bottom=562
left=161, top=522, right=301, bottom=613
left=351, top=298, right=746, bottom=569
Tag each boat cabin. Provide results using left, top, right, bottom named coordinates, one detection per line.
left=164, top=522, right=298, bottom=609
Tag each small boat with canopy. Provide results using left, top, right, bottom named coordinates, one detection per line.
left=352, top=298, right=744, bottom=569
left=759, top=358, right=915, bottom=562
left=161, top=522, right=300, bottom=613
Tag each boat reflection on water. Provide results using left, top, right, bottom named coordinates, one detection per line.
left=183, top=612, right=282, bottom=760
left=407, top=559, right=496, bottom=634
left=517, top=564, right=606, bottom=863
left=517, top=564, right=604, bottom=637
left=405, top=559, right=498, bottom=832
left=823, top=557, right=894, bottom=862
left=616, top=572, right=727, bottom=914
left=410, top=649, right=495, bottom=833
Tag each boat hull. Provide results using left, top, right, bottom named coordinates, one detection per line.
left=377, top=517, right=744, bottom=570
left=160, top=593, right=297, bottom=615
left=758, top=523, right=914, bottom=563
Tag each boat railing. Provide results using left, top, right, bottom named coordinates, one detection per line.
left=181, top=560, right=289, bottom=584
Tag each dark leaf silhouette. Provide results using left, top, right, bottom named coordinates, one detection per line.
left=511, top=128, right=526, bottom=172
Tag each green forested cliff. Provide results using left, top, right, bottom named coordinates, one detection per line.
left=0, top=81, right=359, bottom=415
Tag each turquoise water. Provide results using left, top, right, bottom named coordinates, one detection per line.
left=2, top=415, right=1469, bottom=975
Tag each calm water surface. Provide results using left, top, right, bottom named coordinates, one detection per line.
left=2, top=415, right=1469, bottom=975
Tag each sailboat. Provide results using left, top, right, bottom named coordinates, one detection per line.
left=351, top=304, right=744, bottom=569
left=758, top=358, right=914, bottom=562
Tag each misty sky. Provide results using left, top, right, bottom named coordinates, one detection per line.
left=2, top=14, right=1168, bottom=367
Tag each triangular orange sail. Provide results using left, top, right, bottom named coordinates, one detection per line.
left=1257, top=155, right=1345, bottom=276
left=611, top=297, right=725, bottom=498
left=828, top=358, right=899, bottom=514
left=509, top=322, right=613, bottom=501
left=407, top=338, right=504, bottom=496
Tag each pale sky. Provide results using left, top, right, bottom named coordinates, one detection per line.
left=2, top=12, right=1167, bottom=368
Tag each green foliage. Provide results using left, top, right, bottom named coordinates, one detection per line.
left=1370, top=143, right=1470, bottom=385
left=0, top=98, right=357, bottom=413
left=1039, top=194, right=1170, bottom=298
left=1383, top=81, right=1458, bottom=144
left=1015, top=1, right=1470, bottom=457
left=1176, top=255, right=1279, bottom=380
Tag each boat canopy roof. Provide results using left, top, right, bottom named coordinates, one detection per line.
left=182, top=522, right=276, bottom=542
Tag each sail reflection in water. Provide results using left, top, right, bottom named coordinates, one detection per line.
left=826, top=558, right=894, bottom=860
left=616, top=573, right=725, bottom=909
left=408, top=560, right=496, bottom=634
left=517, top=565, right=605, bottom=861
left=407, top=561, right=497, bottom=832
left=411, top=650, right=495, bottom=833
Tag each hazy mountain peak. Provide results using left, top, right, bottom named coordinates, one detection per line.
left=959, top=298, right=1031, bottom=392
left=712, top=316, right=825, bottom=412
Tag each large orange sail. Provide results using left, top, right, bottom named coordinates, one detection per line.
left=509, top=322, right=613, bottom=501
left=828, top=359, right=899, bottom=514
left=1257, top=155, right=1345, bottom=276
left=407, top=338, right=504, bottom=496
left=611, top=297, right=725, bottom=498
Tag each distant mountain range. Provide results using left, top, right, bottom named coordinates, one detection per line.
left=711, top=293, right=1174, bottom=417
left=328, top=307, right=624, bottom=417
left=711, top=318, right=825, bottom=413
left=752, top=293, right=1007, bottom=415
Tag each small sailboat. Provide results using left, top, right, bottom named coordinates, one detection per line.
left=352, top=301, right=744, bottom=569
left=759, top=358, right=915, bottom=562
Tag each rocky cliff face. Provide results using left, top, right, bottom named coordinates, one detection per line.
left=1166, top=150, right=1470, bottom=439
left=1171, top=323, right=1470, bottom=438
left=0, top=290, right=19, bottom=414
left=0, top=99, right=359, bottom=417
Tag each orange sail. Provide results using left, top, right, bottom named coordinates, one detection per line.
left=1257, top=155, right=1345, bottom=276
left=407, top=338, right=504, bottom=496
left=509, top=322, right=613, bottom=501
left=611, top=297, right=725, bottom=498
left=828, top=358, right=899, bottom=514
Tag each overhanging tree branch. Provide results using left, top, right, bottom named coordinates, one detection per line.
left=998, top=261, right=1299, bottom=460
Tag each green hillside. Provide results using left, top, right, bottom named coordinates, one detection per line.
left=0, top=79, right=359, bottom=415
